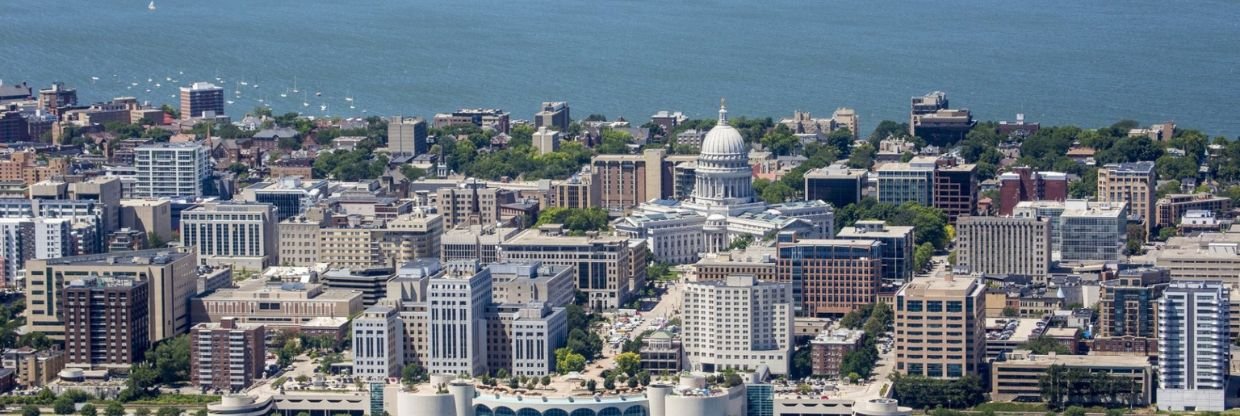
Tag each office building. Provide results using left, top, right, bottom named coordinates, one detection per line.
left=1098, top=268, right=1168, bottom=339
left=189, top=318, right=266, bottom=392
left=683, top=275, right=793, bottom=374
left=876, top=157, right=936, bottom=206
left=134, top=143, right=209, bottom=198
left=378, top=210, right=444, bottom=264
left=532, top=127, right=560, bottom=155
left=440, top=224, right=519, bottom=264
left=991, top=350, right=1152, bottom=405
left=803, top=163, right=867, bottom=209
left=932, top=160, right=977, bottom=223
left=322, top=267, right=393, bottom=307
left=1155, top=193, right=1231, bottom=228
left=1058, top=200, right=1128, bottom=263
left=179, top=82, right=225, bottom=119
left=180, top=202, right=278, bottom=271
left=487, top=261, right=575, bottom=308
left=1153, top=233, right=1240, bottom=284
left=239, top=177, right=329, bottom=221
left=534, top=101, right=570, bottom=132
left=1097, top=161, right=1156, bottom=233
left=955, top=216, right=1051, bottom=278
left=894, top=273, right=987, bottom=379
left=318, top=226, right=383, bottom=268
left=998, top=167, right=1068, bottom=215
left=62, top=276, right=150, bottom=366
left=0, top=111, right=29, bottom=143
left=909, top=91, right=975, bottom=145
left=1158, top=281, right=1230, bottom=411
left=426, top=262, right=492, bottom=376
left=387, top=116, right=428, bottom=156
left=25, top=249, right=196, bottom=343
left=835, top=221, right=914, bottom=284
left=776, top=235, right=883, bottom=316
left=353, top=306, right=404, bottom=380
left=436, top=179, right=517, bottom=227
left=37, top=82, right=77, bottom=115
left=120, top=199, right=173, bottom=243
left=277, top=215, right=324, bottom=267
left=490, top=302, right=567, bottom=377
left=190, top=279, right=363, bottom=330
left=432, top=108, right=510, bottom=134
left=500, top=225, right=642, bottom=310
left=552, top=168, right=600, bottom=209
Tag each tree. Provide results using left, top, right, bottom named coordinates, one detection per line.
left=727, top=234, right=755, bottom=251
left=134, top=409, right=150, bottom=416
left=53, top=397, right=75, bottom=415
left=1002, top=307, right=1019, bottom=317
left=891, top=374, right=986, bottom=409
left=759, top=126, right=799, bottom=156
left=615, top=352, right=641, bottom=377
left=535, top=207, right=610, bottom=233
left=603, top=377, right=616, bottom=391
left=1020, top=336, right=1070, bottom=355
left=402, top=362, right=427, bottom=385
left=1155, top=179, right=1182, bottom=199
left=555, top=347, right=586, bottom=374
left=1157, top=227, right=1177, bottom=241
left=913, top=243, right=934, bottom=272
left=586, top=379, right=597, bottom=393
left=1062, top=407, right=1086, bottom=416
left=869, top=120, right=908, bottom=144
left=22, top=405, right=41, bottom=416
left=540, top=375, right=551, bottom=388
left=847, top=143, right=876, bottom=169
left=149, top=335, right=191, bottom=384
left=597, top=130, right=634, bottom=154
left=759, top=181, right=797, bottom=204
left=18, top=332, right=52, bottom=349
left=827, top=128, right=854, bottom=158
left=79, top=404, right=96, bottom=416
left=104, top=403, right=125, bottom=416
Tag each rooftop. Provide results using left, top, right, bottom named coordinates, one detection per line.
left=43, top=249, right=189, bottom=266
left=1001, top=350, right=1151, bottom=369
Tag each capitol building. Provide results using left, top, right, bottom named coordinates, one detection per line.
left=614, top=101, right=834, bottom=265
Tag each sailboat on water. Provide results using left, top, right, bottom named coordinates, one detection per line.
left=148, top=1, right=156, bottom=11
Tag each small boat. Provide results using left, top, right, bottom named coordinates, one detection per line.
left=320, top=104, right=327, bottom=112
left=148, top=1, right=155, bottom=11
left=90, top=76, right=99, bottom=81
left=279, top=90, right=288, bottom=98
left=291, top=77, right=299, bottom=94
left=227, top=100, right=235, bottom=105
left=315, top=91, right=322, bottom=97
left=165, top=77, right=171, bottom=81
left=154, top=83, right=161, bottom=87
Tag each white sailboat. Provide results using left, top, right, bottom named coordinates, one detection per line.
left=148, top=1, right=156, bottom=11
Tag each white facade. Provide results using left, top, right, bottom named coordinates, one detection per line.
left=498, top=303, right=567, bottom=377
left=134, top=143, right=209, bottom=198
left=180, top=202, right=277, bottom=271
left=427, top=262, right=492, bottom=376
left=613, top=211, right=706, bottom=265
left=683, top=275, right=792, bottom=374
left=33, top=217, right=70, bottom=260
left=352, top=305, right=404, bottom=380
left=681, top=101, right=765, bottom=216
left=0, top=218, right=31, bottom=286
left=1158, top=281, right=1230, bottom=412
left=956, top=216, right=1051, bottom=278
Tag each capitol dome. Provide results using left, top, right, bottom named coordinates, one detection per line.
left=700, top=100, right=747, bottom=156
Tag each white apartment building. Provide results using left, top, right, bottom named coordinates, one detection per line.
left=682, top=275, right=792, bottom=375
left=352, top=305, right=404, bottom=380
left=32, top=217, right=70, bottom=260
left=956, top=216, right=1051, bottom=279
left=427, top=262, right=492, bottom=376
left=1158, top=281, right=1230, bottom=412
left=180, top=202, right=277, bottom=271
left=134, top=143, right=209, bottom=198
left=876, top=157, right=936, bottom=206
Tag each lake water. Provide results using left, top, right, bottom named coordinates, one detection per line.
left=2, top=0, right=1238, bottom=136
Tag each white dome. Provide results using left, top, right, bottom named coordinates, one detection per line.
left=701, top=124, right=746, bottom=155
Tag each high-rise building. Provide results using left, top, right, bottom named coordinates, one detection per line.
left=487, top=261, right=575, bottom=308
left=37, top=82, right=77, bottom=116
left=134, top=143, right=209, bottom=198
left=179, top=82, right=225, bottom=119
left=62, top=276, right=149, bottom=367
left=532, top=127, right=561, bottom=155
left=500, top=225, right=642, bottom=311
left=352, top=305, right=404, bottom=380
left=591, top=149, right=670, bottom=212
left=998, top=167, right=1068, bottom=215
left=534, top=101, right=570, bottom=132
left=552, top=168, right=600, bottom=210
left=120, top=199, right=173, bottom=243
left=1158, top=281, right=1230, bottom=412
left=1058, top=200, right=1128, bottom=263
left=683, top=275, right=793, bottom=374
left=1098, top=267, right=1169, bottom=339
left=775, top=234, right=883, bottom=316
left=25, top=249, right=197, bottom=343
left=189, top=317, right=266, bottom=392
left=436, top=179, right=517, bottom=227
left=955, top=216, right=1051, bottom=278
left=277, top=215, right=325, bottom=267
left=489, top=302, right=567, bottom=377
left=835, top=220, right=914, bottom=284
left=322, top=267, right=393, bottom=307
left=426, top=262, right=492, bottom=376
left=894, top=273, right=986, bottom=379
left=387, top=116, right=428, bottom=156
left=1097, top=161, right=1156, bottom=233
left=876, top=157, right=936, bottom=206
left=932, top=160, right=977, bottom=223
left=180, top=202, right=278, bottom=271
left=803, top=163, right=868, bottom=209
left=909, top=91, right=975, bottom=145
